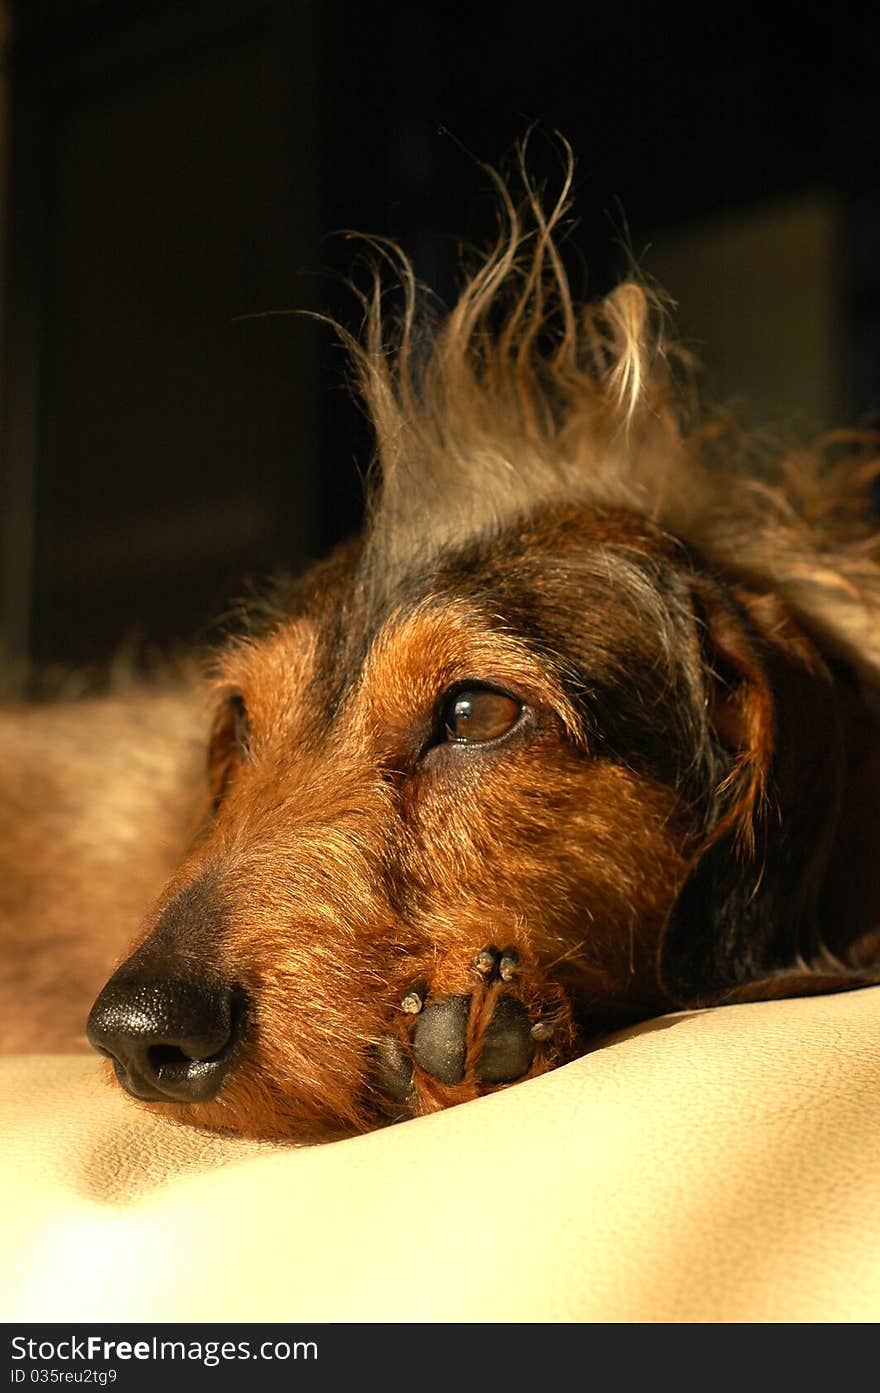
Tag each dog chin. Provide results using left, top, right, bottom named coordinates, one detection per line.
left=101, top=1055, right=364, bottom=1144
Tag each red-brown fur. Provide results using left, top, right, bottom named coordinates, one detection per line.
left=2, top=152, right=879, bottom=1141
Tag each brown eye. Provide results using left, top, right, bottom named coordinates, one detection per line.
left=208, top=693, right=251, bottom=808
left=443, top=688, right=523, bottom=744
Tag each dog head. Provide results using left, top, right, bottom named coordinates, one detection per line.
left=87, top=163, right=879, bottom=1140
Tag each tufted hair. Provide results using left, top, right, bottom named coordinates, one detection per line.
left=328, top=140, right=880, bottom=688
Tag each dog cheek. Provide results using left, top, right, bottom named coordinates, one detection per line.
left=401, top=752, right=689, bottom=945
left=196, top=934, right=380, bottom=1138
left=193, top=867, right=424, bottom=1141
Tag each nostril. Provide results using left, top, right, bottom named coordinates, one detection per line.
left=149, top=1043, right=196, bottom=1070
left=86, top=973, right=246, bottom=1104
left=147, top=1020, right=238, bottom=1076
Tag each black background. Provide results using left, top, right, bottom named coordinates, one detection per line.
left=2, top=0, right=878, bottom=675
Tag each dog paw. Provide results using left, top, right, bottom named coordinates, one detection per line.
left=372, top=944, right=576, bottom=1117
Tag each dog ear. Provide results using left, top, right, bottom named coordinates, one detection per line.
left=658, top=580, right=847, bottom=1006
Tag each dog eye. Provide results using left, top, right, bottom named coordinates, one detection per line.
left=442, top=688, right=523, bottom=744
left=208, top=693, right=251, bottom=808
left=226, top=693, right=251, bottom=756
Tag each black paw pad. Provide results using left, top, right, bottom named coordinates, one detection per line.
left=412, top=995, right=470, bottom=1085
left=410, top=992, right=537, bottom=1088
left=373, top=1036, right=414, bottom=1101
left=475, top=995, right=535, bottom=1084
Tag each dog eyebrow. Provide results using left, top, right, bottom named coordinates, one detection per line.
left=354, top=598, right=585, bottom=741
left=209, top=619, right=320, bottom=712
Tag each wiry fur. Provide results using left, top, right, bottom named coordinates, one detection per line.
left=345, top=151, right=880, bottom=685
left=2, top=150, right=879, bottom=1143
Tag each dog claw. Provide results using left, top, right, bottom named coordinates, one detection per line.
left=498, top=947, right=520, bottom=982
left=401, top=980, right=427, bottom=1014
left=474, top=945, right=500, bottom=978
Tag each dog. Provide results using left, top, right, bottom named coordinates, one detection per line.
left=2, top=160, right=879, bottom=1142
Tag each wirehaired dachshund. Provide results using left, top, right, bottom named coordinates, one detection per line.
left=3, top=157, right=879, bottom=1141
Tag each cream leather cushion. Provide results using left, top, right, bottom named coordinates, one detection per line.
left=3, top=987, right=879, bottom=1322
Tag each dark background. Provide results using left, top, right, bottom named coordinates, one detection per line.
left=1, top=0, right=878, bottom=681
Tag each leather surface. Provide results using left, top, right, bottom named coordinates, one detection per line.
left=3, top=987, right=880, bottom=1322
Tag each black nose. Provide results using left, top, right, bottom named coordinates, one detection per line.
left=86, top=972, right=243, bottom=1103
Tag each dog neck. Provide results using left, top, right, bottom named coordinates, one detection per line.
left=821, top=676, right=880, bottom=961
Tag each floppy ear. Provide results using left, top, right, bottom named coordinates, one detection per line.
left=658, top=580, right=848, bottom=1006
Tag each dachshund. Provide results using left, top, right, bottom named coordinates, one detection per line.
left=3, top=158, right=879, bottom=1142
